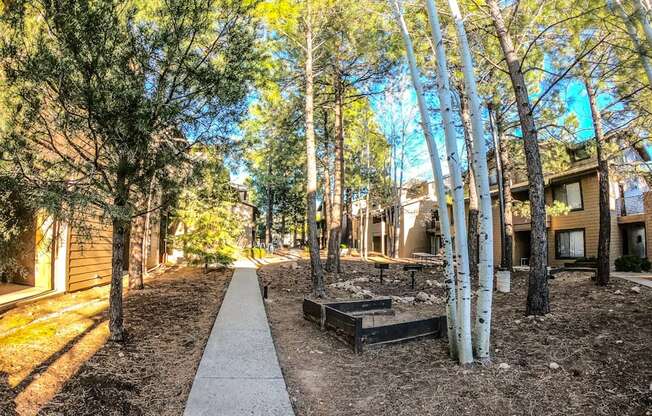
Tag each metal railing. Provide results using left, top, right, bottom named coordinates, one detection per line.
left=616, top=194, right=645, bottom=216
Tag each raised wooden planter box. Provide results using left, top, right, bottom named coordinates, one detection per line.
left=303, top=298, right=447, bottom=353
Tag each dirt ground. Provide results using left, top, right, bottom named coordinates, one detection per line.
left=0, top=266, right=231, bottom=416
left=260, top=258, right=652, bottom=416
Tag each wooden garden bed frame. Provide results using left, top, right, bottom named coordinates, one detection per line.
left=303, top=298, right=447, bottom=353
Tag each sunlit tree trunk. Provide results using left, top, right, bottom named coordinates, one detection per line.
left=633, top=0, right=652, bottom=47
left=487, top=0, right=549, bottom=316
left=425, top=0, right=475, bottom=364
left=326, top=74, right=344, bottom=272
left=304, top=0, right=325, bottom=296
left=584, top=75, right=611, bottom=286
left=392, top=0, right=461, bottom=360
left=459, top=91, right=479, bottom=281
left=141, top=174, right=156, bottom=279
left=446, top=0, right=495, bottom=360
left=129, top=214, right=145, bottom=290
left=266, top=162, right=274, bottom=246
left=323, top=167, right=331, bottom=249
left=109, top=169, right=128, bottom=341
left=611, top=0, right=652, bottom=86
left=491, top=102, right=514, bottom=271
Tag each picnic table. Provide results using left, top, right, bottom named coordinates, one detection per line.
left=412, top=252, right=441, bottom=265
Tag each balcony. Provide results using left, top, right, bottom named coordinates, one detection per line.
left=512, top=213, right=550, bottom=231
left=616, top=194, right=645, bottom=217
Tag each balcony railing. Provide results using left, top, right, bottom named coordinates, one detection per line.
left=616, top=194, right=645, bottom=216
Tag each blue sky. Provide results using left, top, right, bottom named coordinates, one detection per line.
left=374, top=74, right=611, bottom=185
left=231, top=67, right=612, bottom=186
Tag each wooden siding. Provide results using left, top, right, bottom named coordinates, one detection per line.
left=546, top=173, right=606, bottom=267
left=67, top=216, right=113, bottom=292
left=490, top=170, right=626, bottom=269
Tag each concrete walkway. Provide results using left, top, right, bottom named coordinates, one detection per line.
left=184, top=259, right=294, bottom=416
left=613, top=272, right=652, bottom=288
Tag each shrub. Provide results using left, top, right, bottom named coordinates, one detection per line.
left=243, top=247, right=267, bottom=259
left=614, top=255, right=646, bottom=272
left=641, top=258, right=651, bottom=272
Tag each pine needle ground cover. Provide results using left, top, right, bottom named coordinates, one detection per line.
left=0, top=266, right=231, bottom=415
left=260, top=259, right=651, bottom=416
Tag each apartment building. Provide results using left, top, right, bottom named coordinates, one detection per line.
left=351, top=141, right=652, bottom=269
left=0, top=208, right=167, bottom=310
left=489, top=143, right=651, bottom=269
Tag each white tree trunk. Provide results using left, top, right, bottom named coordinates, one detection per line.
left=423, top=0, right=474, bottom=364
left=445, top=0, right=495, bottom=362
left=633, top=0, right=652, bottom=47
left=611, top=0, right=652, bottom=86
left=391, top=0, right=462, bottom=360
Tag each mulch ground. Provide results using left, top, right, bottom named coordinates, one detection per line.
left=259, top=258, right=652, bottom=416
left=0, top=266, right=231, bottom=416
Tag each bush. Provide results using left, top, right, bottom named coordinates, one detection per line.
left=243, top=247, right=267, bottom=259
left=614, top=255, right=648, bottom=272
left=340, top=243, right=348, bottom=249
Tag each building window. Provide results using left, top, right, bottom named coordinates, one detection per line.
left=489, top=168, right=498, bottom=186
left=556, top=229, right=585, bottom=258
left=372, top=215, right=381, bottom=224
left=570, top=146, right=590, bottom=162
left=553, top=181, right=583, bottom=210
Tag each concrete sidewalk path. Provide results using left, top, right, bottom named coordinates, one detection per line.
left=184, top=259, right=295, bottom=416
left=613, top=272, right=652, bottom=288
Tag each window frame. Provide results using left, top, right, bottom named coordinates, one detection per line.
left=555, top=228, right=586, bottom=259
left=552, top=180, right=584, bottom=212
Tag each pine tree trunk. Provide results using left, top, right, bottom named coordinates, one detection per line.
left=364, top=141, right=371, bottom=260
left=323, top=170, right=331, bottom=249
left=459, top=91, right=479, bottom=281
left=304, top=1, right=325, bottom=297
left=109, top=171, right=128, bottom=341
left=293, top=220, right=297, bottom=247
left=496, top=105, right=514, bottom=271
left=129, top=215, right=145, bottom=290
left=487, top=0, right=549, bottom=315
left=393, top=0, right=461, bottom=361
left=584, top=76, right=611, bottom=286
left=301, top=215, right=306, bottom=245
left=266, top=163, right=274, bottom=246
left=141, top=174, right=156, bottom=278
left=326, top=74, right=344, bottom=272
left=381, top=210, right=386, bottom=255
left=280, top=212, right=286, bottom=248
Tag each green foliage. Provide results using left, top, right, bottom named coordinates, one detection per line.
left=512, top=200, right=571, bottom=219
left=1, top=0, right=260, bottom=227
left=173, top=147, right=242, bottom=267
left=614, top=255, right=650, bottom=273
left=0, top=175, right=33, bottom=281
left=243, top=247, right=267, bottom=258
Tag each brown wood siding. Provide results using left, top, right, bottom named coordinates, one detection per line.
left=67, top=216, right=113, bottom=292
left=547, top=174, right=594, bottom=266
left=490, top=170, right=624, bottom=269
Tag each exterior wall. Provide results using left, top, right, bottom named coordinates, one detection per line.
left=546, top=173, right=601, bottom=267
left=491, top=170, right=627, bottom=269
left=233, top=202, right=256, bottom=248
left=399, top=199, right=433, bottom=257
left=644, top=193, right=652, bottom=259
left=67, top=215, right=113, bottom=292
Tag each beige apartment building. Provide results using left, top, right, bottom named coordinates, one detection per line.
left=352, top=143, right=652, bottom=269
